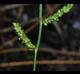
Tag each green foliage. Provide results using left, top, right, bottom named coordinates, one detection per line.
left=13, top=22, right=35, bottom=50
left=43, top=4, right=74, bottom=26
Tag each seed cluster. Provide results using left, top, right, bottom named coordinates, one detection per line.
left=43, top=4, right=74, bottom=26
left=13, top=22, right=35, bottom=50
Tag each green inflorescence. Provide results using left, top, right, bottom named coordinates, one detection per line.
left=13, top=22, right=35, bottom=50
left=12, top=4, right=74, bottom=51
left=43, top=4, right=74, bottom=26
left=12, top=4, right=74, bottom=71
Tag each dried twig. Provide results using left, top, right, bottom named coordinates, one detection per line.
left=0, top=48, right=80, bottom=56
left=0, top=60, right=80, bottom=67
left=0, top=4, right=29, bottom=11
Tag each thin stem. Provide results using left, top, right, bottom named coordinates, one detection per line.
left=33, top=4, right=43, bottom=71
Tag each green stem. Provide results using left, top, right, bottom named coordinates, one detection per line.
left=33, top=4, right=43, bottom=71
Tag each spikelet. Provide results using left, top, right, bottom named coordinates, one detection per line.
left=43, top=4, right=74, bottom=26
left=13, top=22, right=35, bottom=50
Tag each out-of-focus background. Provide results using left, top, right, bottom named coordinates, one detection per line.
left=0, top=4, right=80, bottom=71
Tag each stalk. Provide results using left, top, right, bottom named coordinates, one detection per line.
left=33, top=4, right=43, bottom=71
